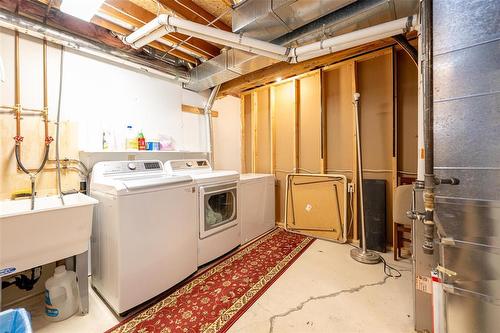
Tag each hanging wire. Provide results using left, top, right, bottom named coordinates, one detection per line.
left=55, top=45, right=65, bottom=205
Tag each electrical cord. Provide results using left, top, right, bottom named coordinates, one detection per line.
left=347, top=243, right=402, bottom=278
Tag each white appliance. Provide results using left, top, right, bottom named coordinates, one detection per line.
left=165, top=159, right=240, bottom=266
left=90, top=160, right=197, bottom=314
left=239, top=174, right=276, bottom=244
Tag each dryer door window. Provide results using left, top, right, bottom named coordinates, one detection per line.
left=200, top=183, right=238, bottom=238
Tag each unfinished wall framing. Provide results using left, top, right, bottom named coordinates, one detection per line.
left=240, top=46, right=418, bottom=246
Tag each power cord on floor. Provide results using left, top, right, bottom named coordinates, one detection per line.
left=347, top=243, right=402, bottom=278
left=380, top=256, right=402, bottom=278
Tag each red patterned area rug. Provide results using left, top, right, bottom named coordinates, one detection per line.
left=106, top=228, right=314, bottom=333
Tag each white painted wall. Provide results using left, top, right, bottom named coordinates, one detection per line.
left=0, top=28, right=209, bottom=152
left=212, top=95, right=241, bottom=172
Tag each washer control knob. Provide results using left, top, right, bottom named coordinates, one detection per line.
left=186, top=161, right=193, bottom=167
left=128, top=162, right=136, bottom=170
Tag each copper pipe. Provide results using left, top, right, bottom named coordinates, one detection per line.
left=14, top=30, right=21, bottom=139
left=20, top=107, right=44, bottom=113
left=43, top=38, right=50, bottom=141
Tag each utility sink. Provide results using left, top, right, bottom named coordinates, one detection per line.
left=0, top=193, right=97, bottom=278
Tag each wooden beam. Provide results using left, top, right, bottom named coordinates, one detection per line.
left=219, top=34, right=417, bottom=97
left=0, top=0, right=129, bottom=50
left=158, top=0, right=231, bottom=32
left=181, top=104, right=218, bottom=117
left=90, top=16, right=198, bottom=64
left=104, top=0, right=221, bottom=58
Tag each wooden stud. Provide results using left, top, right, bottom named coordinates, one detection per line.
left=320, top=69, right=326, bottom=174
left=270, top=86, right=276, bottom=175
left=294, top=79, right=300, bottom=173
left=240, top=95, right=246, bottom=173
left=251, top=91, right=258, bottom=173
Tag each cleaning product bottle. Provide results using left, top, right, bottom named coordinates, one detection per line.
left=102, top=131, right=109, bottom=150
left=44, top=266, right=79, bottom=322
left=137, top=130, right=146, bottom=151
left=125, top=125, right=138, bottom=150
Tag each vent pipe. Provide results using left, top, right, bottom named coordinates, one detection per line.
left=125, top=14, right=416, bottom=65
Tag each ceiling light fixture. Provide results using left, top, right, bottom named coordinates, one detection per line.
left=275, top=77, right=282, bottom=82
left=60, top=0, right=105, bottom=22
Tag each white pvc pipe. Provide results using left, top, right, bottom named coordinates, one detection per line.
left=173, top=27, right=288, bottom=61
left=168, top=16, right=288, bottom=56
left=125, top=14, right=168, bottom=44
left=133, top=26, right=174, bottom=48
left=293, top=16, right=415, bottom=56
left=124, top=14, right=416, bottom=65
left=292, top=27, right=408, bottom=62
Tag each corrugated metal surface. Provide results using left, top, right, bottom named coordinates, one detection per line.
left=232, top=0, right=356, bottom=41
left=433, top=0, right=500, bottom=331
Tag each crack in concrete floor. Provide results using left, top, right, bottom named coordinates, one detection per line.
left=268, top=275, right=396, bottom=333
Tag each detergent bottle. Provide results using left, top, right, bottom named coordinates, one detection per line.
left=44, top=266, right=79, bottom=322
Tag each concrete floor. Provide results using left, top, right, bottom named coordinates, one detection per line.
left=19, top=239, right=413, bottom=333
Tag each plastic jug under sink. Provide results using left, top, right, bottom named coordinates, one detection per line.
left=44, top=266, right=79, bottom=322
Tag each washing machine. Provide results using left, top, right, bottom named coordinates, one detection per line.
left=165, top=159, right=240, bottom=266
left=239, top=174, right=276, bottom=244
left=90, top=160, right=197, bottom=314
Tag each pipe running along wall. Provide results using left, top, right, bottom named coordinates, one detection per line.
left=12, top=30, right=53, bottom=209
left=124, top=14, right=417, bottom=64
left=204, top=85, right=221, bottom=167
left=0, top=10, right=189, bottom=83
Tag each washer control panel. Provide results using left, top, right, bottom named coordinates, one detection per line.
left=101, top=160, right=163, bottom=175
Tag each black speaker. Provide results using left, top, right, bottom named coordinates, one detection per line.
left=359, top=179, right=386, bottom=252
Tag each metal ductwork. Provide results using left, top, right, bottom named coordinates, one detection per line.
left=185, top=0, right=418, bottom=92
left=232, top=0, right=357, bottom=41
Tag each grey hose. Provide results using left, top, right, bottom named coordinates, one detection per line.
left=55, top=46, right=65, bottom=205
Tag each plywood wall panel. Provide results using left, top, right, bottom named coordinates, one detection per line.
left=357, top=52, right=394, bottom=242
left=397, top=50, right=418, bottom=175
left=358, top=54, right=393, bottom=170
left=324, top=65, right=354, bottom=175
left=298, top=73, right=322, bottom=173
left=255, top=88, right=271, bottom=173
left=274, top=81, right=296, bottom=222
left=243, top=94, right=252, bottom=173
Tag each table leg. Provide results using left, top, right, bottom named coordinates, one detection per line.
left=76, top=251, right=89, bottom=315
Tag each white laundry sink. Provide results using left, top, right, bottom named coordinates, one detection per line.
left=0, top=193, right=97, bottom=278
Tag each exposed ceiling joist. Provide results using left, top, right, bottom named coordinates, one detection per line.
left=104, top=0, right=221, bottom=59
left=157, top=0, right=231, bottom=32
left=90, top=15, right=198, bottom=64
left=0, top=0, right=127, bottom=50
left=100, top=3, right=206, bottom=62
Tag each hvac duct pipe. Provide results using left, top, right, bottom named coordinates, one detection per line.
left=204, top=85, right=221, bottom=167
left=0, top=10, right=189, bottom=83
left=125, top=14, right=415, bottom=64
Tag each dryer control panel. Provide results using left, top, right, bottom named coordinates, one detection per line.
left=165, top=159, right=212, bottom=174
